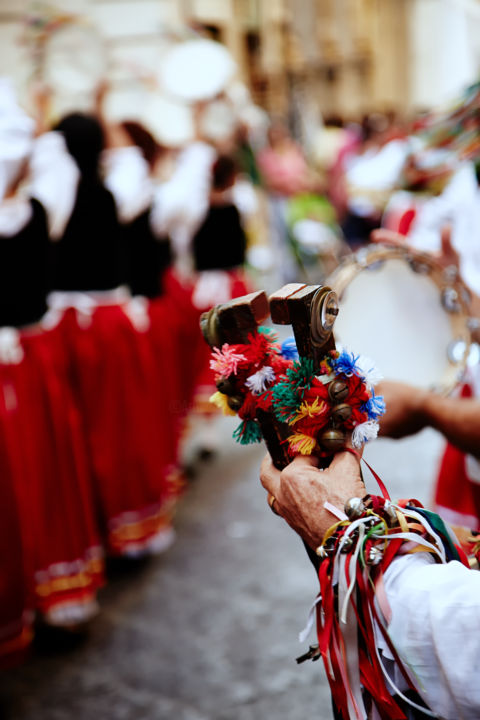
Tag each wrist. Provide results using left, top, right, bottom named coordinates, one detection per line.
left=410, top=387, right=432, bottom=431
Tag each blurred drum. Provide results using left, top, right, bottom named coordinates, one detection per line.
left=42, top=21, right=107, bottom=116
left=159, top=39, right=236, bottom=103
left=327, top=245, right=472, bottom=393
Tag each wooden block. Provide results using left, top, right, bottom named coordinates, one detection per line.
left=217, top=291, right=269, bottom=343
left=269, top=283, right=307, bottom=324
left=287, top=285, right=321, bottom=359
left=200, top=291, right=269, bottom=347
left=256, top=409, right=291, bottom=470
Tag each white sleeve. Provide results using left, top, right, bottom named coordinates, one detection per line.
left=28, top=131, right=79, bottom=241
left=150, top=141, right=216, bottom=239
left=384, top=553, right=480, bottom=720
left=103, top=146, right=152, bottom=224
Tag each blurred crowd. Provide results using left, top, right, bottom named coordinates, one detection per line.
left=2, top=50, right=480, bottom=670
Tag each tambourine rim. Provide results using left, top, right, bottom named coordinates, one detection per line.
left=327, top=244, right=472, bottom=395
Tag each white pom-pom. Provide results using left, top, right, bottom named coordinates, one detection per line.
left=245, top=366, right=276, bottom=395
left=352, top=420, right=379, bottom=448
left=355, top=354, right=383, bottom=388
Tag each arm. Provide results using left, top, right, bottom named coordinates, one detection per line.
left=384, top=552, right=480, bottom=719
left=378, top=380, right=480, bottom=459
left=260, top=450, right=480, bottom=719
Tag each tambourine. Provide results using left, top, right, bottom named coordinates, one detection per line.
left=159, top=39, right=236, bottom=103
left=327, top=245, right=473, bottom=394
left=42, top=21, right=107, bottom=117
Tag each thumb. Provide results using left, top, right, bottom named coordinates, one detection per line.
left=440, top=224, right=458, bottom=266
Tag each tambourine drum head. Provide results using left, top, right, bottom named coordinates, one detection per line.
left=160, top=39, right=236, bottom=102
left=43, top=24, right=106, bottom=95
left=331, top=258, right=464, bottom=390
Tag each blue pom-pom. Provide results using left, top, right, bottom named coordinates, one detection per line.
left=334, top=350, right=362, bottom=378
left=362, top=389, right=386, bottom=420
left=281, top=337, right=299, bottom=361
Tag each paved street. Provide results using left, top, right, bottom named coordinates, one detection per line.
left=0, top=416, right=443, bottom=720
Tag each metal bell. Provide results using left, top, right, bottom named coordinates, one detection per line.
left=344, top=497, right=365, bottom=520
left=340, top=536, right=354, bottom=553
left=216, top=376, right=235, bottom=395
left=367, top=546, right=383, bottom=566
left=319, top=428, right=345, bottom=453
left=328, top=380, right=349, bottom=403
left=227, top=395, right=243, bottom=412
left=316, top=545, right=329, bottom=560
left=331, top=403, right=352, bottom=423
left=383, top=500, right=398, bottom=527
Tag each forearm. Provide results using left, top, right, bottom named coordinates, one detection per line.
left=423, top=392, right=480, bottom=459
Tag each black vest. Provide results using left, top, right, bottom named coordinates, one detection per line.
left=51, top=178, right=125, bottom=292
left=124, top=209, right=171, bottom=298
left=0, top=198, right=49, bottom=328
left=193, top=204, right=246, bottom=272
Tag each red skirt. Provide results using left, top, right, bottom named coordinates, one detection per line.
left=0, top=374, right=34, bottom=665
left=56, top=304, right=181, bottom=556
left=1, top=326, right=104, bottom=636
left=162, top=269, right=252, bottom=414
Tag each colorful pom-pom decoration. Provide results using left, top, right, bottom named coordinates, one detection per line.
left=209, top=329, right=385, bottom=455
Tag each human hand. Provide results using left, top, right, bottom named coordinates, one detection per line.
left=376, top=380, right=429, bottom=438
left=260, top=450, right=365, bottom=550
left=371, top=225, right=460, bottom=272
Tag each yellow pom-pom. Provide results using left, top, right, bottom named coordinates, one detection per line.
left=209, top=391, right=237, bottom=416
left=287, top=432, right=317, bottom=455
left=289, top=397, right=327, bottom=426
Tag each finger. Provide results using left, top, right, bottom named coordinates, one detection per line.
left=440, top=224, right=458, bottom=266
left=370, top=228, right=406, bottom=247
left=343, top=434, right=364, bottom=458
left=288, top=454, right=320, bottom=470
left=259, top=454, right=282, bottom=498
left=329, top=447, right=363, bottom=475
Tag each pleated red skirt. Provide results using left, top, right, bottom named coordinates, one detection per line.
left=0, top=325, right=104, bottom=644
left=56, top=304, right=181, bottom=556
left=162, top=269, right=252, bottom=414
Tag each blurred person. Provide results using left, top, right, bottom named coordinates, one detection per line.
left=0, top=79, right=104, bottom=644
left=257, top=119, right=323, bottom=283
left=260, top=448, right=480, bottom=720
left=373, top=226, right=480, bottom=531
left=120, top=120, right=172, bottom=299
left=341, top=114, right=410, bottom=249
left=44, top=91, right=183, bottom=558
left=382, top=146, right=480, bottom=295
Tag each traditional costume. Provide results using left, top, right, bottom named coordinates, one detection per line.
left=45, top=114, right=180, bottom=557
left=0, top=90, right=103, bottom=652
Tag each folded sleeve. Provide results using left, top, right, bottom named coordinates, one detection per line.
left=383, top=552, right=480, bottom=720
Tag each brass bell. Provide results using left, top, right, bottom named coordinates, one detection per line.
left=344, top=497, right=365, bottom=520
left=227, top=395, right=243, bottom=412
left=319, top=428, right=345, bottom=452
left=331, top=403, right=352, bottom=423
left=328, top=380, right=349, bottom=403
left=216, top=376, right=235, bottom=395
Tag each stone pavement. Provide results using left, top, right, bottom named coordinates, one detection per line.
left=0, top=416, right=443, bottom=720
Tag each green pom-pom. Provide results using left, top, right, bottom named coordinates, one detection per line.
left=272, top=381, right=299, bottom=421
left=271, top=356, right=315, bottom=422
left=233, top=419, right=263, bottom=445
left=290, top=357, right=315, bottom=392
